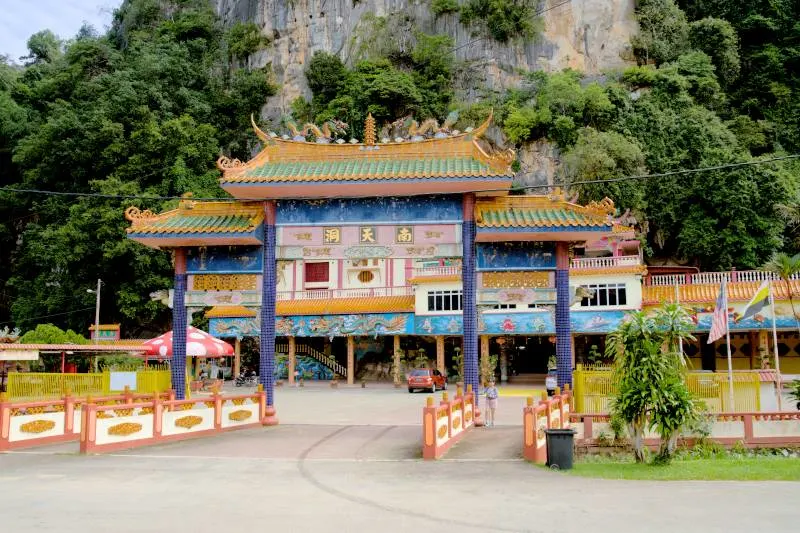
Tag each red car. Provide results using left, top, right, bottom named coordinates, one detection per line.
left=407, top=368, right=447, bottom=393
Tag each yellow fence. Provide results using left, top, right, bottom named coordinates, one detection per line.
left=6, top=369, right=172, bottom=400
left=573, top=365, right=761, bottom=414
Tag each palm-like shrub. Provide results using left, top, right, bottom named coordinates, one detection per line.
left=606, top=304, right=697, bottom=463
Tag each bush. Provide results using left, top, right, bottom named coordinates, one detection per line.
left=431, top=0, right=460, bottom=17
left=460, top=0, right=542, bottom=43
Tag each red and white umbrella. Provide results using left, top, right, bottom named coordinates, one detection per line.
left=142, top=326, right=234, bottom=358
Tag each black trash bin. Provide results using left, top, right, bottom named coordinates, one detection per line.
left=544, top=428, right=575, bottom=470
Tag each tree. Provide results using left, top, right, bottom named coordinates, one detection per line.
left=631, top=0, right=690, bottom=66
left=562, top=128, right=647, bottom=212
left=689, top=17, right=740, bottom=86
left=0, top=0, right=273, bottom=333
left=761, top=253, right=800, bottom=337
left=606, top=304, right=697, bottom=463
left=24, top=30, right=62, bottom=64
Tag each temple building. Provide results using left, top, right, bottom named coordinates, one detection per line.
left=125, top=114, right=800, bottom=407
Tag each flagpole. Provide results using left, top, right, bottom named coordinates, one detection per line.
left=723, top=280, right=735, bottom=411
left=769, top=281, right=782, bottom=411
left=675, top=283, right=684, bottom=363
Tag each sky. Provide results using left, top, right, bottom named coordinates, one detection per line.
left=0, top=0, right=122, bottom=63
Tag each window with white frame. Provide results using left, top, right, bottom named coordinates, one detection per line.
left=580, top=283, right=627, bottom=307
left=427, top=290, right=463, bottom=312
left=493, top=304, right=515, bottom=310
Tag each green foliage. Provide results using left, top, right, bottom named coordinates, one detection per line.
left=561, top=128, right=646, bottom=212
left=0, top=0, right=274, bottom=333
left=302, top=33, right=455, bottom=139
left=688, top=17, right=740, bottom=86
left=226, top=22, right=268, bottom=61
left=431, top=0, right=460, bottom=17
left=677, top=0, right=800, bottom=152
left=460, top=0, right=543, bottom=43
left=631, top=0, right=690, bottom=66
left=787, top=380, right=800, bottom=407
left=19, top=323, right=89, bottom=344
left=306, top=51, right=346, bottom=106
left=24, top=30, right=63, bottom=64
left=607, top=304, right=697, bottom=463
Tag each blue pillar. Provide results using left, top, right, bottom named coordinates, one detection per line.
left=171, top=247, right=187, bottom=399
left=462, top=193, right=479, bottom=403
left=555, top=242, right=572, bottom=388
left=259, top=201, right=277, bottom=407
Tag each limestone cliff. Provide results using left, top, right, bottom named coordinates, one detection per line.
left=215, top=0, right=637, bottom=120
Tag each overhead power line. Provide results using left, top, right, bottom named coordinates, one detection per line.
left=0, top=307, right=96, bottom=327
left=1, top=154, right=797, bottom=202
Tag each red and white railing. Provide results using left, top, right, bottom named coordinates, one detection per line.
left=569, top=255, right=641, bottom=270
left=406, top=266, right=462, bottom=278
left=647, top=270, right=799, bottom=286
left=276, top=286, right=414, bottom=301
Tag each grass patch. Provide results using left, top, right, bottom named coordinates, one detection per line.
left=567, top=456, right=800, bottom=481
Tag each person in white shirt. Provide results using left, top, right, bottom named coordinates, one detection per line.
left=484, top=380, right=498, bottom=428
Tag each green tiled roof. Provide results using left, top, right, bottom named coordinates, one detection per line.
left=222, top=157, right=510, bottom=183
left=126, top=203, right=263, bottom=235
left=476, top=198, right=612, bottom=229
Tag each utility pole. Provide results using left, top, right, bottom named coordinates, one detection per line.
left=88, top=279, right=102, bottom=372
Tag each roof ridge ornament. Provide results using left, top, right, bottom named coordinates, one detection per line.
left=124, top=206, right=155, bottom=223
left=364, top=113, right=376, bottom=146
left=217, top=155, right=244, bottom=171
left=584, top=197, right=616, bottom=217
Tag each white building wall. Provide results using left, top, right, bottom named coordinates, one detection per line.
left=414, top=280, right=464, bottom=316
left=570, top=273, right=642, bottom=310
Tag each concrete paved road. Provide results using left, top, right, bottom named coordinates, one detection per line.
left=2, top=385, right=798, bottom=532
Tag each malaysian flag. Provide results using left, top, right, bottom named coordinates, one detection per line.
left=707, top=281, right=728, bottom=344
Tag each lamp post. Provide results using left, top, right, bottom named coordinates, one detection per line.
left=87, top=278, right=102, bottom=372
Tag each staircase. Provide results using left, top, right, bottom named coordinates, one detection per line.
left=507, top=373, right=546, bottom=385
left=275, top=342, right=347, bottom=379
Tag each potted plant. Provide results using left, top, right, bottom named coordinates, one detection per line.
left=788, top=379, right=800, bottom=411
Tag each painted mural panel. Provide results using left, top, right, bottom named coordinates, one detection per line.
left=278, top=224, right=459, bottom=247
left=186, top=246, right=262, bottom=274
left=476, top=242, right=556, bottom=271
left=210, top=313, right=414, bottom=338
left=692, top=302, right=800, bottom=332
left=278, top=243, right=461, bottom=260
left=415, top=310, right=556, bottom=336
left=276, top=196, right=463, bottom=225
left=570, top=311, right=627, bottom=333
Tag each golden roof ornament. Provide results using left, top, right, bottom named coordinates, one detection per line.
left=364, top=113, right=376, bottom=146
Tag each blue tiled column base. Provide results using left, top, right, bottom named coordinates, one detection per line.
left=555, top=269, right=572, bottom=388
left=171, top=272, right=187, bottom=400
left=462, top=219, right=479, bottom=405
left=260, top=215, right=277, bottom=406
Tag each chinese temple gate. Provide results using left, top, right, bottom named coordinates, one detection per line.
left=125, top=113, right=626, bottom=412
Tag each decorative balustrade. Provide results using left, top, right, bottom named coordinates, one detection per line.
left=422, top=387, right=476, bottom=459
left=406, top=266, right=463, bottom=278
left=0, top=389, right=174, bottom=451
left=648, top=270, right=799, bottom=286
left=522, top=387, right=572, bottom=464
left=569, top=255, right=641, bottom=269
left=78, top=388, right=275, bottom=454
left=276, top=286, right=414, bottom=301
left=570, top=411, right=800, bottom=448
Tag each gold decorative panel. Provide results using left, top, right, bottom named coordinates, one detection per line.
left=482, top=272, right=551, bottom=288
left=193, top=274, right=258, bottom=291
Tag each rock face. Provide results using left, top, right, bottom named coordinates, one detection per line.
left=215, top=0, right=637, bottom=120
left=213, top=0, right=637, bottom=186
